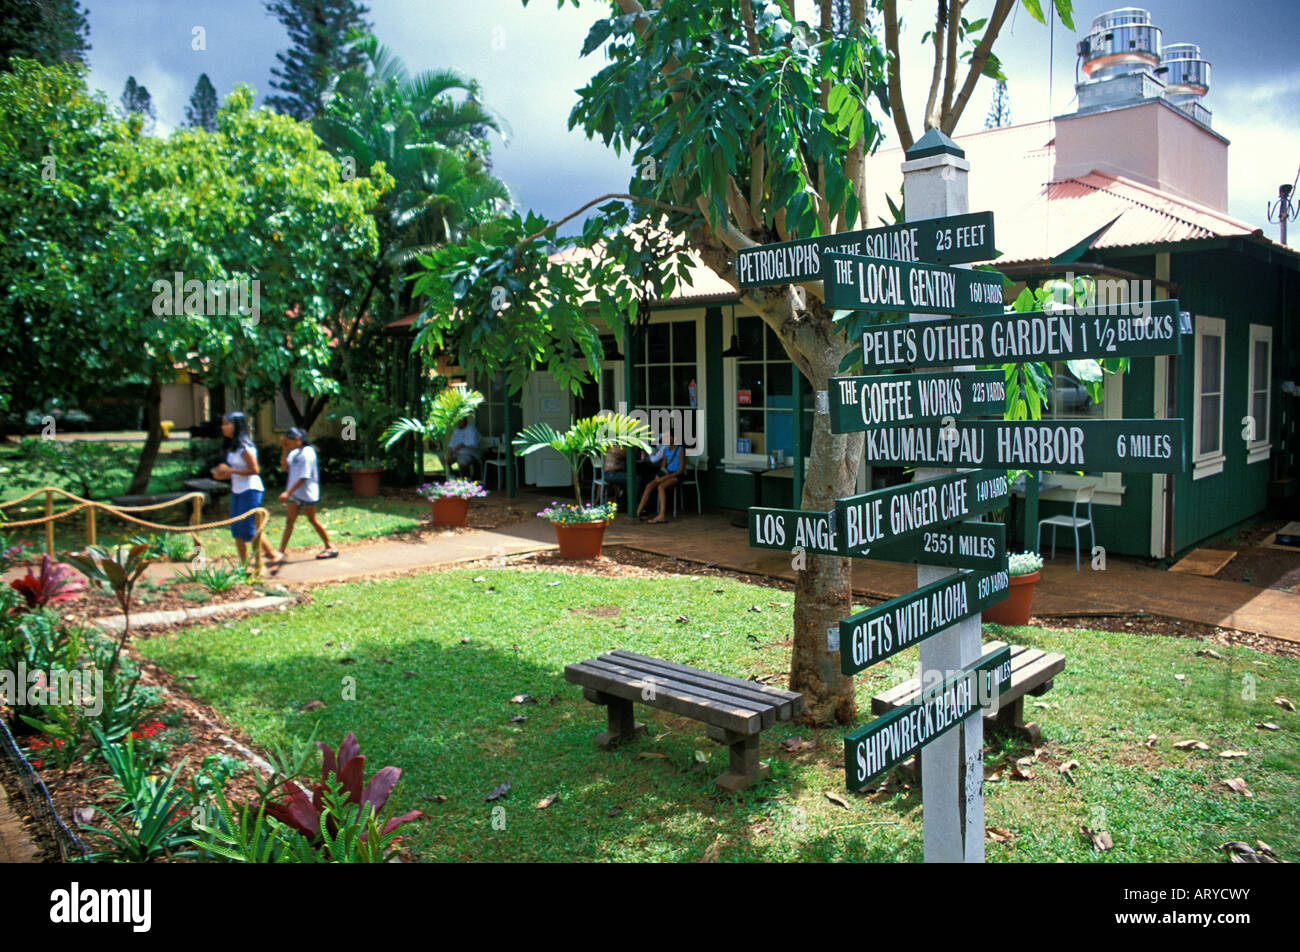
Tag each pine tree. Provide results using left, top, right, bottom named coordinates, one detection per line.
left=0, top=0, right=91, bottom=71
left=264, top=0, right=372, bottom=121
left=185, top=73, right=219, bottom=131
left=120, top=76, right=156, bottom=132
left=985, top=79, right=1011, bottom=128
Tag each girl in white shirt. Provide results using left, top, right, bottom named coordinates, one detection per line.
left=211, top=411, right=279, bottom=567
left=276, top=427, right=337, bottom=564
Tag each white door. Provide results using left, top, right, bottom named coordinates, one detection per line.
left=523, top=373, right=573, bottom=487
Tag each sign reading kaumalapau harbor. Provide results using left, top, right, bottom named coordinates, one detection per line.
left=844, top=646, right=1013, bottom=790
left=736, top=211, right=995, bottom=288
left=860, top=419, right=1186, bottom=473
left=860, top=299, right=1186, bottom=370
left=822, top=252, right=1005, bottom=317
left=829, top=370, right=1004, bottom=432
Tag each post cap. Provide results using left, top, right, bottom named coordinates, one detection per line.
left=905, top=127, right=965, bottom=160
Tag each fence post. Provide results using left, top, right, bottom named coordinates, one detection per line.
left=44, top=491, right=54, bottom=555
left=87, top=505, right=96, bottom=547
left=191, top=493, right=201, bottom=528
left=252, top=512, right=264, bottom=578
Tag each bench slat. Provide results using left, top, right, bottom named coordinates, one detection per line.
left=565, top=660, right=762, bottom=734
left=603, top=652, right=797, bottom=721
left=870, top=642, right=1064, bottom=715
left=582, top=657, right=776, bottom=728
left=609, top=650, right=803, bottom=712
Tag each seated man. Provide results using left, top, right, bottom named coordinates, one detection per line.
left=448, top=417, right=483, bottom=477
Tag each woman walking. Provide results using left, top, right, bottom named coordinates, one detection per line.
left=211, top=411, right=279, bottom=568
left=276, top=427, right=337, bottom=564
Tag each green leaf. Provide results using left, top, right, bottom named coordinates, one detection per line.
left=1021, top=0, right=1046, bottom=24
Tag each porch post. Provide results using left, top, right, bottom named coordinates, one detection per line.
left=1024, top=472, right=1040, bottom=551
left=624, top=320, right=637, bottom=517
left=504, top=390, right=516, bottom=499
left=792, top=367, right=805, bottom=505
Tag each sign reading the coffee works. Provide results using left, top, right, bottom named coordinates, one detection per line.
left=736, top=211, right=995, bottom=288
left=844, top=646, right=1013, bottom=790
left=859, top=300, right=1186, bottom=370
left=860, top=419, right=1186, bottom=473
left=823, top=252, right=1005, bottom=317
left=829, top=370, right=1005, bottom=432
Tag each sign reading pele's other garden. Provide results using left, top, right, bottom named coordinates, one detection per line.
left=736, top=211, right=995, bottom=288
left=840, top=568, right=1012, bottom=675
left=860, top=419, right=1186, bottom=472
left=844, top=646, right=1013, bottom=790
left=829, top=370, right=1004, bottom=431
left=822, top=252, right=1005, bottom=317
left=859, top=299, right=1186, bottom=370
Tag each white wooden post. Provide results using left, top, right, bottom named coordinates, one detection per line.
left=901, top=129, right=985, bottom=863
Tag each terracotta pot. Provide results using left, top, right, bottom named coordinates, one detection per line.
left=553, top=520, right=608, bottom=559
left=430, top=495, right=470, bottom=527
left=982, top=570, right=1040, bottom=626
left=349, top=467, right=383, bottom=497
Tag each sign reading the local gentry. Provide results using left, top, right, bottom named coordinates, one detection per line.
left=861, top=419, right=1186, bottom=473
left=829, top=370, right=1004, bottom=432
left=844, top=646, right=1013, bottom=790
left=835, top=470, right=1009, bottom=556
left=736, top=211, right=995, bottom=288
left=749, top=508, right=1006, bottom=571
left=860, top=299, right=1185, bottom=370
left=823, top=252, right=1005, bottom=317
left=840, top=568, right=1011, bottom=675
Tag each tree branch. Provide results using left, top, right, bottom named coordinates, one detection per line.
left=942, top=0, right=962, bottom=119
left=843, top=0, right=869, bottom=231
left=942, top=0, right=1014, bottom=134
left=923, top=0, right=945, bottom=130
left=515, top=193, right=695, bottom=257
left=882, top=0, right=915, bottom=151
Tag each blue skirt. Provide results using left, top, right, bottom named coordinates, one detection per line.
left=229, top=489, right=264, bottom=540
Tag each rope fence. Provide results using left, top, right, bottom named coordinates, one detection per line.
left=0, top=487, right=270, bottom=577
left=0, top=716, right=88, bottom=862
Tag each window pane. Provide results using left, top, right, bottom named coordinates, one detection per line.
left=671, top=320, right=695, bottom=362
left=767, top=361, right=792, bottom=398
left=1200, top=335, right=1221, bottom=393
left=1253, top=393, right=1268, bottom=437
left=767, top=409, right=794, bottom=457
left=1199, top=394, right=1220, bottom=454
left=648, top=368, right=670, bottom=406
left=765, top=324, right=782, bottom=358
left=1254, top=340, right=1269, bottom=389
left=647, top=322, right=670, bottom=363
left=673, top=365, right=697, bottom=406
left=738, top=316, right=763, bottom=359
left=738, top=362, right=765, bottom=407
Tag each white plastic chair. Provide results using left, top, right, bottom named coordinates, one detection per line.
left=590, top=458, right=610, bottom=506
left=1036, top=484, right=1095, bottom=572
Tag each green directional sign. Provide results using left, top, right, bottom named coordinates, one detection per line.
left=861, top=419, right=1186, bottom=473
left=823, top=252, right=1005, bottom=316
left=844, top=646, right=1013, bottom=790
left=835, top=470, right=1009, bottom=556
left=736, top=211, right=996, bottom=288
left=829, top=370, right=1004, bottom=432
left=748, top=508, right=1006, bottom=571
left=840, top=568, right=1011, bottom=675
left=860, top=299, right=1186, bottom=370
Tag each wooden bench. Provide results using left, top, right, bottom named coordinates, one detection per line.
left=871, top=641, right=1066, bottom=745
left=565, top=650, right=804, bottom=794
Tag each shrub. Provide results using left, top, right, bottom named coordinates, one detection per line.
left=9, top=555, right=86, bottom=610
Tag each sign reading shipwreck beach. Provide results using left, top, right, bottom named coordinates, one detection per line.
left=840, top=568, right=1012, bottom=675
left=823, top=252, right=1005, bottom=317
left=829, top=369, right=1004, bottom=431
left=861, top=419, right=1186, bottom=473
left=860, top=299, right=1186, bottom=370
left=844, top=646, right=1013, bottom=790
left=736, top=211, right=995, bottom=288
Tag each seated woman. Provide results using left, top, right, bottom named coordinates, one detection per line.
left=635, top=430, right=684, bottom=524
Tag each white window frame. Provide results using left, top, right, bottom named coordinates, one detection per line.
left=630, top=310, right=707, bottom=461
left=1247, top=324, right=1272, bottom=464
left=722, top=314, right=805, bottom=469
left=1039, top=367, right=1126, bottom=506
left=1192, top=315, right=1226, bottom=479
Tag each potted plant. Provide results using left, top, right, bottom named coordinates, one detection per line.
left=381, top=386, right=485, bottom=481
left=347, top=458, right=386, bottom=498
left=419, top=478, right=485, bottom=527
left=513, top=413, right=652, bottom=559
left=983, top=551, right=1043, bottom=626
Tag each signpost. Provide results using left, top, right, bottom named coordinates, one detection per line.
left=822, top=252, right=1005, bottom=316
left=859, top=419, right=1186, bottom=472
left=829, top=370, right=1004, bottom=431
left=859, top=299, right=1187, bottom=371
left=736, top=211, right=995, bottom=288
left=844, top=646, right=1012, bottom=790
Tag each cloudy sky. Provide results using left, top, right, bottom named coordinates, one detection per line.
left=84, top=0, right=1298, bottom=243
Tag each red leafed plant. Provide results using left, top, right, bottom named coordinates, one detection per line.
left=9, top=555, right=86, bottom=611
left=263, top=732, right=423, bottom=843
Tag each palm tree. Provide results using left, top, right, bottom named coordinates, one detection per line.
left=513, top=413, right=652, bottom=505
left=381, top=386, right=484, bottom=475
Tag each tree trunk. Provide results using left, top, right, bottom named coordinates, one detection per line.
left=126, top=376, right=164, bottom=495
left=279, top=377, right=329, bottom=430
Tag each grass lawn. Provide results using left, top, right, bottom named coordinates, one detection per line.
left=137, top=568, right=1300, bottom=863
